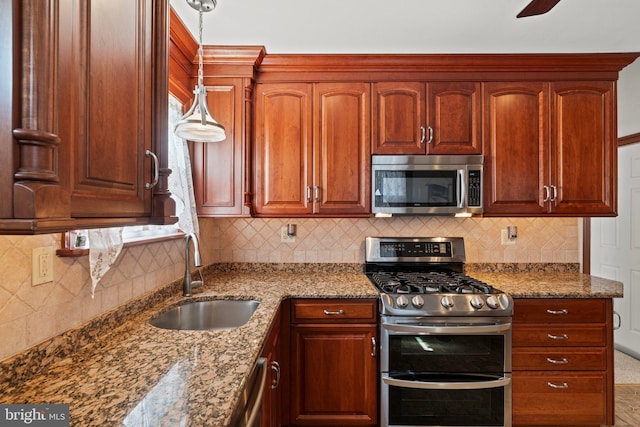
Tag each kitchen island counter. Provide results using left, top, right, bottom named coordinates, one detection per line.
left=0, top=267, right=378, bottom=427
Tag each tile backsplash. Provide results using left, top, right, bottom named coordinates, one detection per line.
left=0, top=216, right=580, bottom=361
left=199, top=216, right=581, bottom=265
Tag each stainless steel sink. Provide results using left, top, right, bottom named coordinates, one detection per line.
left=150, top=300, right=260, bottom=331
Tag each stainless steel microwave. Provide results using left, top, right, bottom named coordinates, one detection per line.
left=371, top=155, right=483, bottom=216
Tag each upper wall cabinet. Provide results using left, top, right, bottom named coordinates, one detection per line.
left=0, top=0, right=174, bottom=234
left=253, top=82, right=371, bottom=217
left=372, top=82, right=481, bottom=155
left=483, top=80, right=617, bottom=216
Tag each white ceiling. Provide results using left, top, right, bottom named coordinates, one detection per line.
left=170, top=0, right=640, bottom=54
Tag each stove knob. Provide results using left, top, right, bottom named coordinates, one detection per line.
left=411, top=295, right=424, bottom=308
left=486, top=295, right=500, bottom=309
left=441, top=296, right=454, bottom=309
left=470, top=296, right=485, bottom=310
left=396, top=295, right=409, bottom=308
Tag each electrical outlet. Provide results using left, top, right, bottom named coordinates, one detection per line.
left=280, top=226, right=296, bottom=243
left=32, top=246, right=54, bottom=285
left=500, top=229, right=516, bottom=246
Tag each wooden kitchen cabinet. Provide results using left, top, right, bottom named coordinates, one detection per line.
left=511, top=298, right=614, bottom=426
left=253, top=82, right=370, bottom=217
left=289, top=299, right=378, bottom=426
left=483, top=81, right=616, bottom=217
left=1, top=0, right=174, bottom=233
left=190, top=78, right=251, bottom=217
left=372, top=81, right=481, bottom=155
left=261, top=305, right=283, bottom=427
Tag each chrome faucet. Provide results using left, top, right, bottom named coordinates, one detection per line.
left=183, top=233, right=204, bottom=296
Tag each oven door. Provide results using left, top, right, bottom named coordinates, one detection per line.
left=380, top=316, right=512, bottom=427
left=382, top=373, right=511, bottom=427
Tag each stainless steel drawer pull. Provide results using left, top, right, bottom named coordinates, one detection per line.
left=323, top=309, right=345, bottom=315
left=546, top=309, right=568, bottom=315
left=371, top=337, right=377, bottom=357
left=546, top=357, right=569, bottom=364
left=547, top=333, right=569, bottom=340
left=270, top=361, right=281, bottom=389
left=547, top=381, right=569, bottom=389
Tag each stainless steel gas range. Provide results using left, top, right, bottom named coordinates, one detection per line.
left=365, top=236, right=514, bottom=427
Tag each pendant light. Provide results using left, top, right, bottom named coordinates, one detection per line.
left=174, top=0, right=226, bottom=142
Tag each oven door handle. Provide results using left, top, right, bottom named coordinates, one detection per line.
left=382, top=375, right=511, bottom=390
left=382, top=322, right=512, bottom=335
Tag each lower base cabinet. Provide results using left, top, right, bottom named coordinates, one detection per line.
left=288, top=299, right=378, bottom=426
left=512, top=298, right=614, bottom=426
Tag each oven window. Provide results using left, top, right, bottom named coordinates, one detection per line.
left=375, top=170, right=458, bottom=207
left=388, top=334, right=505, bottom=374
left=387, top=383, right=504, bottom=426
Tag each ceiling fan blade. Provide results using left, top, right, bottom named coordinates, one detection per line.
left=517, top=0, right=562, bottom=18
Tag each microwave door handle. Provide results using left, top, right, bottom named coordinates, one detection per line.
left=458, top=169, right=466, bottom=208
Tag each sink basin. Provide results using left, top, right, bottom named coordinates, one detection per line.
left=150, top=300, right=260, bottom=331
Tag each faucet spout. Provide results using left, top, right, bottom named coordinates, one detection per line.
left=184, top=233, right=203, bottom=296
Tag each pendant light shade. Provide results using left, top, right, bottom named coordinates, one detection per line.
left=174, top=0, right=226, bottom=143
left=174, top=84, right=226, bottom=142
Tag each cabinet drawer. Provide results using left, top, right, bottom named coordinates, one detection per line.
left=512, top=372, right=607, bottom=425
left=512, top=324, right=606, bottom=347
left=291, top=299, right=377, bottom=323
left=513, top=347, right=606, bottom=371
left=513, top=299, right=606, bottom=323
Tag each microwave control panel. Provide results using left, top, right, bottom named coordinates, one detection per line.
left=468, top=169, right=482, bottom=207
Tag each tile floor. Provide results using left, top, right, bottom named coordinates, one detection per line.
left=615, top=350, right=640, bottom=384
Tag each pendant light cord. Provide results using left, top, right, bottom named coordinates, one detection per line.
left=198, top=9, right=204, bottom=87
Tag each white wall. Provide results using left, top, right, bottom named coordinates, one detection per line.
left=618, top=58, right=640, bottom=137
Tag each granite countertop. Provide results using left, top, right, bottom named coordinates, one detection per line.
left=471, top=271, right=624, bottom=298
left=0, top=270, right=379, bottom=427
left=0, top=264, right=623, bottom=426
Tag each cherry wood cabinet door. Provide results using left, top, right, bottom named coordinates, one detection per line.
left=261, top=308, right=282, bottom=427
left=550, top=81, right=616, bottom=215
left=290, top=324, right=377, bottom=426
left=427, top=82, right=482, bottom=155
left=62, top=0, right=155, bottom=218
left=372, top=82, right=426, bottom=155
left=313, top=83, right=371, bottom=215
left=482, top=82, right=549, bottom=216
left=253, top=83, right=313, bottom=216
left=191, top=78, right=250, bottom=216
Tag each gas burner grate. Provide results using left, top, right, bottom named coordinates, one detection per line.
left=369, top=271, right=495, bottom=295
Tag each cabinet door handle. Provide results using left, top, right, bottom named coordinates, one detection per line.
left=550, top=184, right=558, bottom=202
left=546, top=357, right=569, bottom=365
left=546, top=309, right=568, bottom=315
left=543, top=185, right=551, bottom=202
left=270, top=360, right=281, bottom=389
left=547, top=381, right=569, bottom=389
left=371, top=337, right=377, bottom=357
left=314, top=186, right=320, bottom=203
left=306, top=186, right=312, bottom=203
left=145, top=150, right=159, bottom=190
left=547, top=333, right=569, bottom=340
left=420, top=126, right=426, bottom=144
left=427, top=125, right=434, bottom=144
left=323, top=309, right=345, bottom=315
left=614, top=311, right=622, bottom=330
